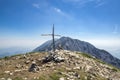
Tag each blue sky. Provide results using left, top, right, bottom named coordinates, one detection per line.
left=0, top=0, right=120, bottom=54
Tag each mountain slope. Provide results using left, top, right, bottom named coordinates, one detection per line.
left=0, top=50, right=120, bottom=80
left=33, top=37, right=120, bottom=68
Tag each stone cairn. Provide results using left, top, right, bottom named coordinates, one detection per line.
left=42, top=51, right=64, bottom=63
left=29, top=51, right=64, bottom=72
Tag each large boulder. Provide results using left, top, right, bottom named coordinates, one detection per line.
left=29, top=62, right=39, bottom=72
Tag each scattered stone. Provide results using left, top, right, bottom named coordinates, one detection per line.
left=66, top=67, right=72, bottom=71
left=15, top=64, right=21, bottom=68
left=25, top=66, right=29, bottom=69
left=74, top=72, right=80, bottom=78
left=84, top=76, right=87, bottom=80
left=15, top=56, right=20, bottom=60
left=14, top=69, right=22, bottom=72
left=33, top=77, right=39, bottom=79
left=25, top=60, right=30, bottom=64
left=4, top=71, right=10, bottom=74
left=1, top=50, right=120, bottom=80
left=67, top=77, right=70, bottom=80
left=85, top=65, right=92, bottom=72
left=1, top=78, right=5, bottom=80
left=9, top=72, right=13, bottom=75
left=23, top=77, right=27, bottom=80
left=54, top=55, right=64, bottom=63
left=59, top=77, right=65, bottom=80
left=42, top=53, right=55, bottom=63
left=23, top=55, right=27, bottom=59
left=7, top=78, right=12, bottom=80
left=37, top=58, right=42, bottom=62
left=73, top=66, right=80, bottom=70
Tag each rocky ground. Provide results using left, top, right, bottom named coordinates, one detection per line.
left=0, top=50, right=120, bottom=80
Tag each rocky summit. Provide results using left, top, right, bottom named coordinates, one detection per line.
left=33, top=37, right=120, bottom=68
left=0, top=50, right=120, bottom=80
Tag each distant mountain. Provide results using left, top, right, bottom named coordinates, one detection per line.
left=33, top=37, right=120, bottom=68
left=0, top=47, right=32, bottom=58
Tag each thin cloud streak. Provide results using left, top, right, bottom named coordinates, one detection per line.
left=113, top=24, right=119, bottom=34
left=95, top=2, right=105, bottom=7
left=32, top=3, right=40, bottom=8
left=62, top=0, right=106, bottom=7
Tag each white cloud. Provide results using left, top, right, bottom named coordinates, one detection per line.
left=54, top=8, right=65, bottom=16
left=53, top=7, right=71, bottom=19
left=54, top=8, right=61, bottom=13
left=32, top=3, right=40, bottom=8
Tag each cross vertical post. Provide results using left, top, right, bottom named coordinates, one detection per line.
left=41, top=24, right=61, bottom=53
left=52, top=24, right=55, bottom=52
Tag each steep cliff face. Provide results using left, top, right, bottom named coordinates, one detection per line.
left=33, top=37, right=120, bottom=68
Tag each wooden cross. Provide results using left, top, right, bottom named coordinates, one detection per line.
left=41, top=24, right=61, bottom=52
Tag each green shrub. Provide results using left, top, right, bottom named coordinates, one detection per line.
left=4, top=56, right=9, bottom=60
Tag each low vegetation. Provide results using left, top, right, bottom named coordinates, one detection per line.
left=0, top=50, right=120, bottom=80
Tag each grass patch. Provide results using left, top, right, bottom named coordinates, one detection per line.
left=11, top=54, right=22, bottom=57
left=110, top=65, right=120, bottom=72
left=38, top=76, right=46, bottom=80
left=49, top=73, right=60, bottom=80
left=77, top=52, right=107, bottom=65
left=35, top=72, right=62, bottom=80
left=26, top=52, right=35, bottom=54
left=13, top=77, right=23, bottom=80
left=1, top=54, right=23, bottom=60
left=95, top=59, right=106, bottom=64
left=81, top=52, right=93, bottom=59
left=95, top=75, right=107, bottom=80
left=111, top=68, right=118, bottom=72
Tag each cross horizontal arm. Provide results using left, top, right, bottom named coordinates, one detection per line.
left=54, top=35, right=61, bottom=36
left=41, top=34, right=52, bottom=36
left=41, top=34, right=61, bottom=37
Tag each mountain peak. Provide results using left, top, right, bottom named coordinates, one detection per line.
left=33, top=37, right=120, bottom=68
left=60, top=36, right=72, bottom=39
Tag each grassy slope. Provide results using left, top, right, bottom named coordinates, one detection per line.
left=0, top=51, right=119, bottom=80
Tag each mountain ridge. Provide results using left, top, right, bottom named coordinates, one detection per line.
left=33, top=37, right=120, bottom=68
